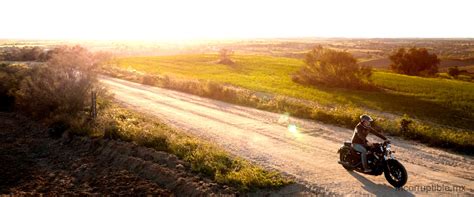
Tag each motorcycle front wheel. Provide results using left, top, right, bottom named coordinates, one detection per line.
left=384, top=159, right=408, bottom=188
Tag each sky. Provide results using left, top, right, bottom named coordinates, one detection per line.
left=1, top=0, right=473, bottom=40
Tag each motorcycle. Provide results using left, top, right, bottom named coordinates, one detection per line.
left=337, top=140, right=408, bottom=188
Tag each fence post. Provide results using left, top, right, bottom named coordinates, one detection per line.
left=91, top=89, right=97, bottom=119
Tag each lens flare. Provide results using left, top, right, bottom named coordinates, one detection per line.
left=288, top=124, right=298, bottom=133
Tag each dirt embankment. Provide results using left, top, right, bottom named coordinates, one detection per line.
left=0, top=112, right=236, bottom=196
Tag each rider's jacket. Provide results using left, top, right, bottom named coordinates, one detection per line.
left=351, top=122, right=387, bottom=146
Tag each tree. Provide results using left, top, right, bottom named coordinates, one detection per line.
left=218, top=48, right=234, bottom=65
left=389, top=47, right=440, bottom=76
left=292, top=46, right=372, bottom=89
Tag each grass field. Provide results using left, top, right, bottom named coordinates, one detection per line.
left=115, top=54, right=474, bottom=131
left=106, top=54, right=474, bottom=153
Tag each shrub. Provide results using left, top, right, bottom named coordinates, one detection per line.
left=135, top=130, right=169, bottom=151
left=447, top=66, right=472, bottom=82
left=102, top=121, right=121, bottom=140
left=0, top=63, right=31, bottom=111
left=389, top=47, right=440, bottom=76
left=292, top=46, right=372, bottom=89
left=218, top=48, right=235, bottom=65
left=47, top=119, right=71, bottom=138
left=14, top=45, right=107, bottom=120
left=217, top=162, right=287, bottom=190
left=448, top=66, right=461, bottom=77
left=142, top=74, right=158, bottom=85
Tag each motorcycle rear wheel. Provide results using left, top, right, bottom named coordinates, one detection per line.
left=339, top=147, right=354, bottom=171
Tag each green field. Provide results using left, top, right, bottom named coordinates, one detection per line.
left=116, top=54, right=474, bottom=131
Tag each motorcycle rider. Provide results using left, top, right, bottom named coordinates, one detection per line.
left=351, top=114, right=388, bottom=173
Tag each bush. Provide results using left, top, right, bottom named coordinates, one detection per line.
left=447, top=66, right=472, bottom=82
left=136, top=131, right=169, bottom=151
left=142, top=74, right=158, bottom=86
left=448, top=66, right=461, bottom=77
left=292, top=46, right=372, bottom=89
left=15, top=66, right=90, bottom=118
left=47, top=119, right=71, bottom=138
left=0, top=63, right=31, bottom=111
left=218, top=48, right=235, bottom=65
left=389, top=47, right=440, bottom=76
left=13, top=45, right=107, bottom=120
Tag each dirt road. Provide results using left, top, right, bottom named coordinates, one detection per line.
left=101, top=76, right=473, bottom=196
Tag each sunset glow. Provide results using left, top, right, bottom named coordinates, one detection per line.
left=1, top=0, right=473, bottom=40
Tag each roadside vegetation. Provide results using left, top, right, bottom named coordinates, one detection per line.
left=106, top=53, right=474, bottom=154
left=0, top=47, right=290, bottom=191
left=90, top=102, right=289, bottom=191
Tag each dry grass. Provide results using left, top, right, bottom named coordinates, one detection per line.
left=84, top=100, right=291, bottom=191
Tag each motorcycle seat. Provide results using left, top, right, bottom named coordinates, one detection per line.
left=344, top=141, right=352, bottom=147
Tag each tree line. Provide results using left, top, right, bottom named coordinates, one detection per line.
left=292, top=45, right=471, bottom=89
left=0, top=46, right=59, bottom=61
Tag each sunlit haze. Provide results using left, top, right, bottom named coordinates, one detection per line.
left=1, top=0, right=473, bottom=40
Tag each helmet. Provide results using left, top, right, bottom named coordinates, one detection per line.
left=360, top=114, right=373, bottom=122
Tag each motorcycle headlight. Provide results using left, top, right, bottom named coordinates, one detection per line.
left=385, top=145, right=395, bottom=159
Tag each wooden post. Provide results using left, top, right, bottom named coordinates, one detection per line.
left=91, top=89, right=97, bottom=119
